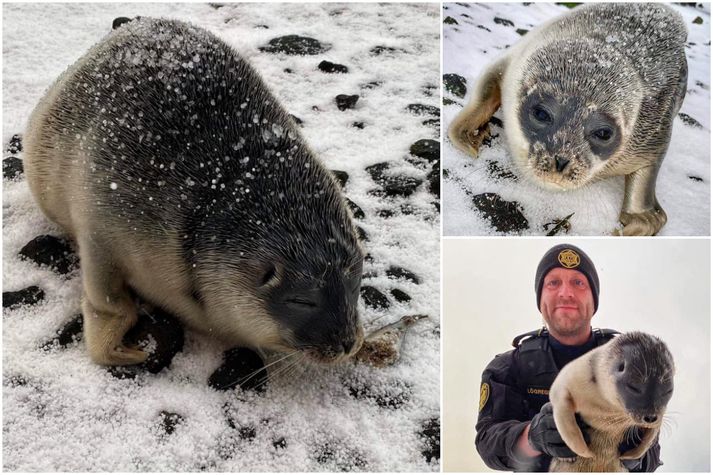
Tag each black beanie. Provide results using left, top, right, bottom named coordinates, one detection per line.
left=535, top=244, right=599, bottom=313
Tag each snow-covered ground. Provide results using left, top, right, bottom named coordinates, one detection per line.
left=2, top=3, right=440, bottom=471
left=443, top=3, right=711, bottom=236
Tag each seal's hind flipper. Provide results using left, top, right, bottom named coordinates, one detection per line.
left=448, top=56, right=509, bottom=158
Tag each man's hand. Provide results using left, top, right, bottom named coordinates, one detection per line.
left=526, top=402, right=589, bottom=459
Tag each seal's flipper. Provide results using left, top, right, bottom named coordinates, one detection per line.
left=552, top=390, right=594, bottom=458
left=617, top=165, right=667, bottom=236
left=620, top=428, right=658, bottom=460
left=447, top=56, right=509, bottom=158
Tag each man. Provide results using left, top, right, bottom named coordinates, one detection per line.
left=475, top=244, right=661, bottom=472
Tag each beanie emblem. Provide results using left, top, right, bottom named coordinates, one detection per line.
left=558, top=249, right=580, bottom=268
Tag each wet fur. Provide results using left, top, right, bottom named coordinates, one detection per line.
left=449, top=4, right=687, bottom=236
left=548, top=332, right=674, bottom=472
left=24, top=18, right=363, bottom=365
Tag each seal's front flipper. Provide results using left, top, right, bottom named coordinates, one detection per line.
left=620, top=428, right=658, bottom=460
left=448, top=57, right=509, bottom=158
left=616, top=165, right=667, bottom=236
left=552, top=390, right=594, bottom=458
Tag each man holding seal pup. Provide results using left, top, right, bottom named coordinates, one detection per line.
left=475, top=244, right=662, bottom=472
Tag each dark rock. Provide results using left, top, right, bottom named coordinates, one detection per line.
left=422, top=84, right=437, bottom=97
left=556, top=2, right=581, bottom=8
left=19, top=235, right=79, bottom=275
left=107, top=366, right=140, bottom=380
left=356, top=226, right=369, bottom=242
left=679, top=113, right=703, bottom=128
left=477, top=25, right=491, bottom=32
left=335, top=94, right=359, bottom=111
left=444, top=16, right=458, bottom=25
left=472, top=193, right=529, bottom=233
left=284, top=68, right=293, bottom=74
left=360, top=286, right=390, bottom=310
left=259, top=35, right=329, bottom=55
left=390, top=289, right=411, bottom=303
left=422, top=118, right=440, bottom=129
left=494, top=17, right=514, bottom=27
left=3, top=286, right=45, bottom=309
left=238, top=426, right=257, bottom=441
left=693, top=16, right=703, bottom=24
left=409, top=139, right=439, bottom=163
left=516, top=28, right=529, bottom=36
left=5, top=374, right=28, bottom=387
left=377, top=209, right=394, bottom=218
left=112, top=17, right=133, bottom=29
left=443, top=98, right=458, bottom=106
left=123, top=307, right=185, bottom=374
left=41, top=314, right=83, bottom=350
left=386, top=266, right=421, bottom=284
left=3, top=157, right=23, bottom=180
left=400, top=203, right=416, bottom=215
left=289, top=114, right=303, bottom=126
left=209, top=347, right=267, bottom=392
left=352, top=121, right=365, bottom=129
left=696, top=80, right=709, bottom=90
left=443, top=73, right=467, bottom=98
left=347, top=379, right=411, bottom=409
left=360, top=81, right=383, bottom=90
left=255, top=24, right=269, bottom=29
left=544, top=213, right=574, bottom=236
left=331, top=170, right=349, bottom=188
left=345, top=198, right=365, bottom=219
left=7, top=134, right=22, bottom=153
left=370, top=177, right=423, bottom=198
left=159, top=411, right=183, bottom=435
left=318, top=60, right=349, bottom=74
left=273, top=437, right=287, bottom=449
left=486, top=161, right=517, bottom=180
left=689, top=175, right=704, bottom=182
left=419, top=417, right=440, bottom=463
left=406, top=103, right=439, bottom=117
left=370, top=46, right=402, bottom=56
left=365, top=162, right=390, bottom=182
left=428, top=163, right=440, bottom=197
left=489, top=116, right=504, bottom=128
left=314, top=441, right=368, bottom=471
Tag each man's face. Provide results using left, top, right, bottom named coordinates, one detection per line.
left=539, top=267, right=594, bottom=339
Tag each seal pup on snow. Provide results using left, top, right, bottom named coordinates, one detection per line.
left=548, top=332, right=674, bottom=472
left=24, top=18, right=365, bottom=366
left=448, top=3, right=688, bottom=236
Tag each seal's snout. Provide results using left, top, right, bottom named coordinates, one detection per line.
left=554, top=156, right=570, bottom=173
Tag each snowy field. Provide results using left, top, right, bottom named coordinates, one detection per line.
left=443, top=3, right=711, bottom=236
left=2, top=3, right=440, bottom=471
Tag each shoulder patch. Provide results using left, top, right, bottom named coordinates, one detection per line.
left=479, top=382, right=490, bottom=412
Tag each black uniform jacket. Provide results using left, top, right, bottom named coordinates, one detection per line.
left=475, top=328, right=662, bottom=472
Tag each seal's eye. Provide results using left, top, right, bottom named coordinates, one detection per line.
left=531, top=105, right=553, bottom=124
left=286, top=297, right=317, bottom=308
left=592, top=127, right=614, bottom=141
left=618, top=362, right=625, bottom=373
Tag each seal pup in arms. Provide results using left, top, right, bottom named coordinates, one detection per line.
left=448, top=3, right=688, bottom=236
left=548, top=332, right=674, bottom=472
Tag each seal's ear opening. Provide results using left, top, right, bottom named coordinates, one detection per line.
left=243, top=260, right=281, bottom=288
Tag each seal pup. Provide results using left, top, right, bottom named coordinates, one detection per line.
left=448, top=3, right=688, bottom=236
left=548, top=332, right=674, bottom=472
left=24, top=18, right=365, bottom=366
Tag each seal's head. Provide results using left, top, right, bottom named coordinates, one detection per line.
left=605, top=332, right=674, bottom=427
left=512, top=38, right=644, bottom=189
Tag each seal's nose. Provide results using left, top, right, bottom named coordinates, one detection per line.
left=643, top=415, right=658, bottom=424
left=341, top=338, right=356, bottom=354
left=555, top=156, right=570, bottom=173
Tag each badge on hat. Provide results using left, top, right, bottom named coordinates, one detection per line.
left=558, top=249, right=580, bottom=269
left=479, top=382, right=490, bottom=412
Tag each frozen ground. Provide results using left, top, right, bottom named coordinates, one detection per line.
left=443, top=3, right=711, bottom=236
left=2, top=3, right=440, bottom=471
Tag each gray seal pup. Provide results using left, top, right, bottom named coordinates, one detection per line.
left=448, top=3, right=688, bottom=236
left=548, top=332, right=674, bottom=472
left=24, top=17, right=365, bottom=366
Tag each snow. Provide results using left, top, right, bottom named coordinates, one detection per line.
left=443, top=3, right=710, bottom=236
left=2, top=3, right=440, bottom=471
